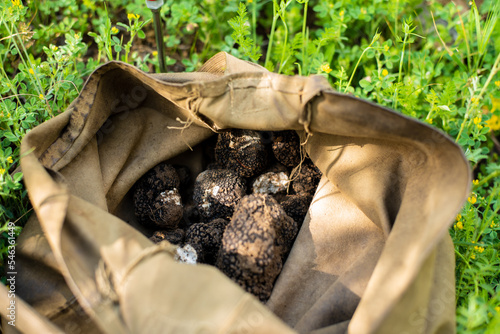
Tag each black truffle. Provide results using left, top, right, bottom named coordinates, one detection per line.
left=193, top=169, right=246, bottom=221
left=215, top=129, right=269, bottom=178
left=281, top=194, right=312, bottom=228
left=185, top=219, right=228, bottom=264
left=148, top=189, right=184, bottom=228
left=272, top=131, right=301, bottom=167
left=216, top=194, right=298, bottom=302
left=291, top=160, right=322, bottom=195
left=150, top=229, right=185, bottom=245
left=134, top=163, right=181, bottom=226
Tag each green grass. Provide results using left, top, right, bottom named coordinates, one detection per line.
left=1, top=0, right=499, bottom=332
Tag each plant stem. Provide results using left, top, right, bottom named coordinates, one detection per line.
left=301, top=0, right=308, bottom=75
left=264, top=1, right=278, bottom=70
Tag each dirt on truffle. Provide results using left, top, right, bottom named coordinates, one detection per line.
left=216, top=194, right=298, bottom=302
left=185, top=218, right=228, bottom=265
left=150, top=228, right=185, bottom=245
left=193, top=169, right=247, bottom=221
left=215, top=129, right=269, bottom=178
left=272, top=131, right=301, bottom=168
left=134, top=163, right=181, bottom=226
left=291, top=160, right=322, bottom=196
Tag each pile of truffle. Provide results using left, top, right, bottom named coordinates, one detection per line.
left=133, top=130, right=321, bottom=302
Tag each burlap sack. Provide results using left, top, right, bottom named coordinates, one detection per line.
left=0, top=52, right=469, bottom=333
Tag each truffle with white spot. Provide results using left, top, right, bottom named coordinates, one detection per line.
left=193, top=169, right=246, bottom=221
left=185, top=218, right=228, bottom=264
left=215, top=129, right=269, bottom=178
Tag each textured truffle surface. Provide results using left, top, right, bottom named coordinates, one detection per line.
left=148, top=189, right=184, bottom=228
left=281, top=194, right=312, bottom=228
left=216, top=194, right=298, bottom=302
left=272, top=131, right=301, bottom=168
left=193, top=169, right=246, bottom=221
left=134, top=163, right=181, bottom=226
left=185, top=219, right=228, bottom=264
left=291, top=161, right=322, bottom=195
left=215, top=130, right=269, bottom=178
left=150, top=228, right=185, bottom=245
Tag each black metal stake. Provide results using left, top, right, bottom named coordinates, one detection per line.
left=151, top=8, right=166, bottom=73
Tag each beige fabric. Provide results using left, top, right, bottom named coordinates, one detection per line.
left=0, top=52, right=469, bottom=333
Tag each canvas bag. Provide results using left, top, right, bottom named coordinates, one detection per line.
left=0, top=52, right=470, bottom=333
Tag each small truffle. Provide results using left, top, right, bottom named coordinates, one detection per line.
left=193, top=169, right=246, bottom=221
left=134, top=163, right=180, bottom=226
left=215, top=129, right=269, bottom=178
left=291, top=161, right=322, bottom=195
left=185, top=219, right=228, bottom=264
left=280, top=194, right=312, bottom=228
left=216, top=194, right=298, bottom=302
left=150, top=229, right=185, bottom=245
left=272, top=131, right=301, bottom=167
left=148, top=189, right=184, bottom=228
left=252, top=171, right=289, bottom=195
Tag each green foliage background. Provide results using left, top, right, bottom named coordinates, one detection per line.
left=1, top=0, right=499, bottom=332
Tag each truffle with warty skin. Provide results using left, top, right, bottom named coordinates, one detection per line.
left=272, top=131, right=301, bottom=168
left=134, top=162, right=181, bottom=226
left=149, top=228, right=185, bottom=245
left=193, top=169, right=247, bottom=221
left=216, top=194, right=298, bottom=302
left=280, top=194, right=312, bottom=229
left=215, top=129, right=269, bottom=178
left=291, top=160, right=322, bottom=196
left=185, top=218, right=228, bottom=264
left=148, top=189, right=184, bottom=228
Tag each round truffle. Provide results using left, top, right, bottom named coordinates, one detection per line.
left=216, top=194, right=298, bottom=302
left=215, top=129, right=269, bottom=178
left=185, top=218, right=228, bottom=264
left=272, top=131, right=301, bottom=167
left=281, top=194, right=312, bottom=228
left=193, top=169, right=246, bottom=221
left=291, top=161, right=322, bottom=195
left=134, top=163, right=180, bottom=226
left=148, top=189, right=184, bottom=228
left=150, top=228, right=185, bottom=245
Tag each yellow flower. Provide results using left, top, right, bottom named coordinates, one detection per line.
left=7, top=156, right=13, bottom=164
left=384, top=45, right=390, bottom=52
left=248, top=0, right=253, bottom=3
left=152, top=51, right=158, bottom=56
left=490, top=222, right=495, bottom=228
left=127, top=13, right=140, bottom=21
left=52, top=45, right=58, bottom=51
left=456, top=214, right=462, bottom=221
left=495, top=81, right=500, bottom=88
left=474, top=245, right=485, bottom=253
left=28, top=68, right=34, bottom=75
left=495, top=306, right=500, bottom=313
left=0, top=168, right=5, bottom=175
left=111, top=27, right=119, bottom=34
left=339, top=10, right=345, bottom=17
left=486, top=115, right=500, bottom=131
left=473, top=116, right=481, bottom=124
left=491, top=95, right=500, bottom=113
left=39, top=94, right=44, bottom=100
left=470, top=253, right=476, bottom=259
left=360, top=8, right=367, bottom=15
left=473, top=179, right=479, bottom=185
left=468, top=195, right=477, bottom=204
left=11, top=0, right=22, bottom=8
left=321, top=64, right=332, bottom=74
left=456, top=221, right=464, bottom=229
left=382, top=69, right=389, bottom=77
